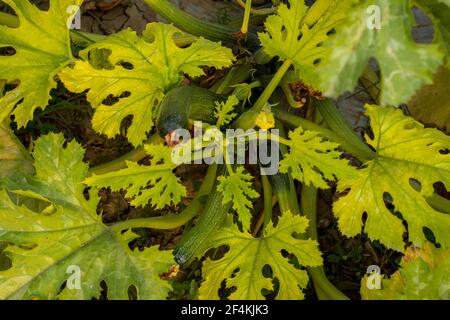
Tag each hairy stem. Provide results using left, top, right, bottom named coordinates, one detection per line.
left=253, top=59, right=293, bottom=113
left=234, top=59, right=293, bottom=129
left=301, top=184, right=350, bottom=300
left=273, top=108, right=371, bottom=159
left=252, top=174, right=273, bottom=236
left=314, top=99, right=375, bottom=162
left=89, top=134, right=163, bottom=175
left=144, top=0, right=236, bottom=42
left=240, top=0, right=253, bottom=34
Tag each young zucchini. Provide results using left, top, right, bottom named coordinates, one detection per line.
left=174, top=165, right=230, bottom=266
left=156, top=86, right=226, bottom=141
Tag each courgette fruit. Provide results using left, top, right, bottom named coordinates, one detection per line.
left=174, top=165, right=230, bottom=266
left=156, top=86, right=226, bottom=139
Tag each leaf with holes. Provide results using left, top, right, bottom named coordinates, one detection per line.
left=318, top=0, right=445, bottom=106
left=0, top=0, right=82, bottom=127
left=0, top=133, right=174, bottom=300
left=199, top=212, right=322, bottom=299
left=361, top=243, right=450, bottom=299
left=84, top=144, right=186, bottom=209
left=59, top=22, right=235, bottom=146
left=258, top=0, right=352, bottom=88
left=334, top=105, right=450, bottom=252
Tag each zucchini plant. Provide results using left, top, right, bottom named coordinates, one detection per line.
left=0, top=0, right=449, bottom=300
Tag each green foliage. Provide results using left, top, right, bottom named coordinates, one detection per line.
left=85, top=144, right=186, bottom=209
left=60, top=23, right=235, bottom=146
left=217, top=166, right=259, bottom=232
left=214, top=95, right=239, bottom=128
left=199, top=212, right=323, bottom=299
left=0, top=134, right=174, bottom=299
left=0, top=123, right=33, bottom=178
left=280, top=127, right=355, bottom=189
left=0, top=0, right=448, bottom=302
left=334, top=105, right=450, bottom=252
left=259, top=0, right=352, bottom=88
left=361, top=243, right=449, bottom=299
left=0, top=0, right=83, bottom=127
left=318, top=0, right=445, bottom=106
left=415, top=0, right=450, bottom=63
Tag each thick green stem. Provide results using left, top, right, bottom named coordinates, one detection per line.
left=308, top=267, right=349, bottom=300
left=144, top=0, right=236, bottom=42
left=301, top=184, right=350, bottom=300
left=301, top=186, right=318, bottom=240
left=109, top=164, right=218, bottom=231
left=240, top=0, right=253, bottom=34
left=273, top=108, right=372, bottom=160
left=262, top=174, right=273, bottom=231
left=314, top=99, right=375, bottom=162
left=268, top=122, right=348, bottom=300
left=252, top=174, right=274, bottom=237
left=89, top=134, right=163, bottom=175
left=233, top=59, right=293, bottom=129
left=254, top=59, right=293, bottom=113
left=211, top=62, right=253, bottom=95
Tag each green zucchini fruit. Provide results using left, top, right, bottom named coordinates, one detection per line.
left=174, top=165, right=230, bottom=266
left=156, top=86, right=226, bottom=139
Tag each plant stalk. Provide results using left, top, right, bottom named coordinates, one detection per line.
left=144, top=0, right=237, bottom=42
left=254, top=59, right=293, bottom=113
left=301, top=184, right=349, bottom=300
left=240, top=0, right=253, bottom=35
left=314, top=99, right=375, bottom=162
left=273, top=108, right=372, bottom=161
left=233, top=59, right=293, bottom=129
left=89, top=134, right=163, bottom=175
